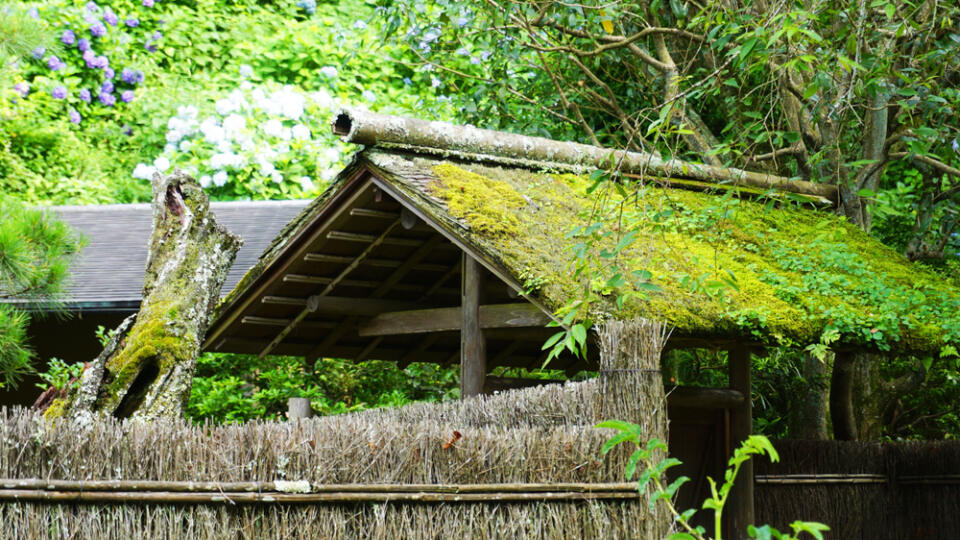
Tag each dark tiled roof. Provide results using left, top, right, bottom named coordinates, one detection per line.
left=6, top=200, right=310, bottom=311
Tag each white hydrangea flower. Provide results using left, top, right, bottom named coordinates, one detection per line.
left=212, top=170, right=228, bottom=187
left=261, top=119, right=284, bottom=137
left=222, top=114, right=246, bottom=135
left=166, top=130, right=183, bottom=143
left=298, top=176, right=314, bottom=191
left=352, top=20, right=367, bottom=30
left=132, top=163, right=156, bottom=180
left=270, top=170, right=283, bottom=184
left=215, top=98, right=237, bottom=115
left=198, top=175, right=212, bottom=188
left=239, top=64, right=253, bottom=77
left=362, top=90, right=376, bottom=102
left=179, top=140, right=192, bottom=152
left=319, top=66, right=338, bottom=78
left=310, top=89, right=334, bottom=109
left=292, top=124, right=311, bottom=140
left=177, top=105, right=198, bottom=120
left=154, top=156, right=171, bottom=173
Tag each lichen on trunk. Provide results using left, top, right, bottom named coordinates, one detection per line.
left=43, top=171, right=241, bottom=423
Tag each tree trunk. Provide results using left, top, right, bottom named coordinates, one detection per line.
left=791, top=351, right=831, bottom=440
left=830, top=350, right=926, bottom=441
left=42, top=171, right=241, bottom=423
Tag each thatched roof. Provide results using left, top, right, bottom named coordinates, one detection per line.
left=2, top=200, right=310, bottom=312
left=207, top=141, right=959, bottom=359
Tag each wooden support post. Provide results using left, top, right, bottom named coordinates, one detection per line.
left=287, top=398, right=314, bottom=419
left=460, top=254, right=486, bottom=398
left=728, top=347, right=754, bottom=539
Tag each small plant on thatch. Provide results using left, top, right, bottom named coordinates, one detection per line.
left=599, top=421, right=830, bottom=540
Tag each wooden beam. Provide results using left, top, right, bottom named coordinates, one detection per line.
left=305, top=236, right=446, bottom=363
left=305, top=296, right=421, bottom=317
left=303, top=253, right=447, bottom=272
left=258, top=220, right=403, bottom=358
left=666, top=386, right=745, bottom=409
left=727, top=347, right=754, bottom=538
left=241, top=316, right=336, bottom=330
left=460, top=254, right=486, bottom=398
left=349, top=208, right=399, bottom=219
left=358, top=303, right=551, bottom=337
left=326, top=231, right=421, bottom=247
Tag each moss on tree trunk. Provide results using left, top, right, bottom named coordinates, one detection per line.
left=45, top=171, right=241, bottom=423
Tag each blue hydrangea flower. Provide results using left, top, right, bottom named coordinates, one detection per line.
left=48, top=56, right=66, bottom=71
left=69, top=109, right=82, bottom=124
left=77, top=39, right=92, bottom=52
left=121, top=90, right=135, bottom=103
left=94, top=55, right=109, bottom=69
left=104, top=8, right=118, bottom=25
left=104, top=67, right=115, bottom=79
left=51, top=86, right=68, bottom=99
left=31, top=46, right=45, bottom=60
left=122, top=125, right=133, bottom=136
left=13, top=82, right=29, bottom=97
left=99, top=91, right=115, bottom=106
left=142, top=0, right=155, bottom=6
left=145, top=42, right=158, bottom=53
left=125, top=18, right=139, bottom=27
left=121, top=68, right=139, bottom=84
left=295, top=0, right=317, bottom=15
left=151, top=31, right=163, bottom=41
left=27, top=7, right=39, bottom=18
left=82, top=49, right=96, bottom=67
left=78, top=88, right=92, bottom=102
left=101, top=81, right=114, bottom=94
left=61, top=29, right=76, bottom=45
left=86, top=2, right=99, bottom=11
left=90, top=22, right=107, bottom=37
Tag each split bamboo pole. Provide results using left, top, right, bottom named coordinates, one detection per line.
left=333, top=108, right=838, bottom=203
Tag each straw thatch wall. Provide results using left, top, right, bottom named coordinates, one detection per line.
left=756, top=439, right=960, bottom=540
left=0, top=377, right=663, bottom=539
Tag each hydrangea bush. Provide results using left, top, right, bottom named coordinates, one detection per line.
left=132, top=79, right=351, bottom=200
left=11, top=0, right=164, bottom=126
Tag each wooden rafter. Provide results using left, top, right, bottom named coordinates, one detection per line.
left=305, top=235, right=446, bottom=363
left=257, top=220, right=403, bottom=358
left=303, top=253, right=447, bottom=272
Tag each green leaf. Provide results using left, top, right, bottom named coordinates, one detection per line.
left=571, top=324, right=587, bottom=347
left=541, top=331, right=564, bottom=351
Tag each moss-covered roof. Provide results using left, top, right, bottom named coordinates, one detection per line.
left=217, top=148, right=960, bottom=355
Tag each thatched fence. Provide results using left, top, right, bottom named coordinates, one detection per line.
left=0, top=320, right=673, bottom=539
left=756, top=439, right=960, bottom=539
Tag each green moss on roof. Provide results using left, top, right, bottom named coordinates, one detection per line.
left=422, top=158, right=960, bottom=354
left=213, top=148, right=959, bottom=355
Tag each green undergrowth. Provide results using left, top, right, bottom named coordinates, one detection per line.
left=426, top=160, right=960, bottom=354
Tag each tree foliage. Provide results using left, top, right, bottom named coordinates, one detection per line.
left=0, top=198, right=81, bottom=389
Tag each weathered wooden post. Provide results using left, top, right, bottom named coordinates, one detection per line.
left=460, top=254, right=486, bottom=397
left=287, top=397, right=314, bottom=419
left=728, top=346, right=754, bottom=538
left=595, top=318, right=672, bottom=538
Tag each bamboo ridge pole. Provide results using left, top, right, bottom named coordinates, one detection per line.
left=0, top=480, right=640, bottom=493
left=0, top=480, right=643, bottom=505
left=333, top=108, right=838, bottom=203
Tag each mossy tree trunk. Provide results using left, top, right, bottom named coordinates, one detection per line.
left=48, top=171, right=241, bottom=423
